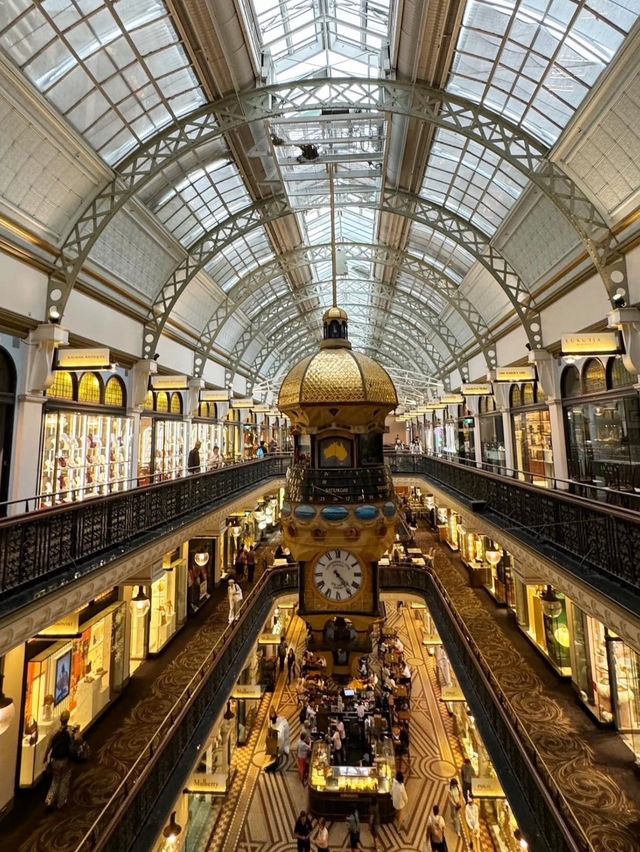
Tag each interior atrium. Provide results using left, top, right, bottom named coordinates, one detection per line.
left=0, top=1, right=639, bottom=851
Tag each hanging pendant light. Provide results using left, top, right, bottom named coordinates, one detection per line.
left=485, top=546, right=501, bottom=566
left=0, top=673, right=15, bottom=735
left=162, top=811, right=182, bottom=844
left=130, top=586, right=150, bottom=618
left=194, top=551, right=210, bottom=567
left=539, top=585, right=563, bottom=618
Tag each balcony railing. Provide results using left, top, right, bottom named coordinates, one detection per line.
left=0, top=456, right=291, bottom=616
left=88, top=564, right=586, bottom=852
left=285, top=463, right=395, bottom=504
left=389, top=454, right=640, bottom=601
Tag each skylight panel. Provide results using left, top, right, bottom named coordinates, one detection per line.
left=0, top=0, right=205, bottom=164
left=205, top=230, right=275, bottom=293
left=446, top=0, right=639, bottom=145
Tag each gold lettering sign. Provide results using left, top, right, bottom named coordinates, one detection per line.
left=440, top=684, right=466, bottom=701
left=39, top=611, right=80, bottom=637
left=56, top=347, right=111, bottom=369
left=495, top=366, right=536, bottom=382
left=231, top=684, right=262, bottom=699
left=152, top=374, right=188, bottom=390
left=186, top=773, right=227, bottom=793
left=230, top=398, right=254, bottom=409
left=561, top=332, right=619, bottom=355
left=461, top=383, right=492, bottom=396
left=471, top=776, right=505, bottom=799
left=200, top=389, right=230, bottom=402
left=440, top=394, right=464, bottom=404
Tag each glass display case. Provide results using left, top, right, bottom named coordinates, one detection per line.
left=191, top=420, right=223, bottom=471
left=138, top=417, right=188, bottom=483
left=513, top=409, right=554, bottom=485
left=39, top=410, right=132, bottom=506
left=149, top=570, right=177, bottom=654
left=308, top=738, right=395, bottom=821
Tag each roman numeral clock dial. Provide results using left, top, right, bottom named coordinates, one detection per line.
left=313, top=550, right=363, bottom=602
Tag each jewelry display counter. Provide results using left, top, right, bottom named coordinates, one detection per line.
left=308, top=739, right=395, bottom=822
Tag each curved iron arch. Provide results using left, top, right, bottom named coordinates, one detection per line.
left=143, top=191, right=541, bottom=359
left=194, top=243, right=494, bottom=376
left=47, top=78, right=626, bottom=323
left=227, top=285, right=471, bottom=380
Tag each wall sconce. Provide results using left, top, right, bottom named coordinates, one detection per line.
left=130, top=586, right=150, bottom=618
left=0, top=671, right=15, bottom=736
left=231, top=525, right=242, bottom=538
left=162, top=811, right=182, bottom=844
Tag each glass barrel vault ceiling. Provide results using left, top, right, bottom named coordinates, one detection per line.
left=0, top=0, right=637, bottom=383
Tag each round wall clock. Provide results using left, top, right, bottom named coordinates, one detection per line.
left=313, top=549, right=363, bottom=602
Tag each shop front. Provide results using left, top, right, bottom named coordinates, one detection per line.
left=455, top=404, right=476, bottom=461
left=513, top=581, right=571, bottom=676
left=562, top=357, right=640, bottom=485
left=20, top=592, right=126, bottom=787
left=510, top=382, right=553, bottom=485
left=568, top=603, right=640, bottom=762
left=191, top=402, right=223, bottom=471
left=223, top=409, right=242, bottom=462
left=138, top=390, right=189, bottom=484
left=39, top=370, right=132, bottom=506
left=478, top=395, right=506, bottom=472
left=127, top=547, right=188, bottom=671
left=188, top=538, right=215, bottom=613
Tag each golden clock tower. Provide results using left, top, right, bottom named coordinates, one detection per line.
left=278, top=307, right=398, bottom=676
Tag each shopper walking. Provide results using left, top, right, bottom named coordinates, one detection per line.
left=227, top=578, right=243, bottom=624
left=465, top=795, right=481, bottom=847
left=315, top=817, right=330, bottom=851
left=391, top=770, right=408, bottom=830
left=187, top=440, right=201, bottom=473
left=297, top=732, right=310, bottom=783
left=461, top=757, right=474, bottom=802
left=426, top=804, right=448, bottom=852
left=277, top=637, right=287, bottom=675
left=246, top=545, right=256, bottom=582
left=447, top=778, right=463, bottom=837
left=286, top=647, right=297, bottom=683
left=331, top=725, right=344, bottom=765
left=369, top=797, right=381, bottom=851
left=293, top=810, right=313, bottom=852
left=44, top=710, right=73, bottom=809
left=346, top=807, right=361, bottom=850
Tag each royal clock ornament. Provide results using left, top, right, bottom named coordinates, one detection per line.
left=278, top=306, right=399, bottom=677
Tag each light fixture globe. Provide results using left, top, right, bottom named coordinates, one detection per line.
left=130, top=586, right=150, bottom=618
left=485, top=547, right=501, bottom=566
left=0, top=676, right=15, bottom=735
left=194, top=552, right=209, bottom=567
left=539, top=585, right=563, bottom=618
left=162, top=811, right=182, bottom=843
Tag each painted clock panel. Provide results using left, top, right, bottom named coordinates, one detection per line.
left=313, top=549, right=363, bottom=602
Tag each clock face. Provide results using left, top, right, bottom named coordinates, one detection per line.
left=313, top=550, right=363, bottom=602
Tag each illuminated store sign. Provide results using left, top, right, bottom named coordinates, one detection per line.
left=200, top=389, right=230, bottom=402
left=495, top=366, right=536, bottom=382
left=461, top=383, right=493, bottom=396
left=151, top=374, right=188, bottom=390
left=55, top=347, right=111, bottom=370
left=472, top=776, right=505, bottom=799
left=440, top=394, right=464, bottom=404
left=230, top=398, right=255, bottom=410
left=38, top=612, right=80, bottom=637
left=561, top=332, right=620, bottom=356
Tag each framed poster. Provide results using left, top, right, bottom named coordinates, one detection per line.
left=54, top=650, right=71, bottom=705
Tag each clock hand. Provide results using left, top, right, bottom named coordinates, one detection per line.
left=333, top=569, right=350, bottom=589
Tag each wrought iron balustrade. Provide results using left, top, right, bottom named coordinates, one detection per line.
left=389, top=454, right=640, bottom=598
left=285, top=464, right=394, bottom=503
left=89, top=564, right=587, bottom=852
left=0, top=456, right=291, bottom=611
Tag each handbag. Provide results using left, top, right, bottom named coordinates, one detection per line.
left=70, top=735, right=91, bottom=763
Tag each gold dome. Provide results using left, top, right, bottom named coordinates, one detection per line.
left=323, top=306, right=349, bottom=322
left=278, top=346, right=398, bottom=408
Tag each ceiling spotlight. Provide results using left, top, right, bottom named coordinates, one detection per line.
left=612, top=289, right=626, bottom=308
left=48, top=306, right=61, bottom=324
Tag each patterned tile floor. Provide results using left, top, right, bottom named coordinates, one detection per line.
left=206, top=606, right=493, bottom=852
left=414, top=527, right=640, bottom=852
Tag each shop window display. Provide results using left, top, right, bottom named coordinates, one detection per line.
left=149, top=571, right=177, bottom=654
left=518, top=585, right=571, bottom=676
left=609, top=637, right=640, bottom=763
left=21, top=602, right=125, bottom=787
left=512, top=408, right=553, bottom=485
left=138, top=412, right=188, bottom=483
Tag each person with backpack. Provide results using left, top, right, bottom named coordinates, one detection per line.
left=426, top=803, right=448, bottom=851
left=43, top=710, right=73, bottom=809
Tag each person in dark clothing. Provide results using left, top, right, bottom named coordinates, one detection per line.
left=246, top=545, right=256, bottom=582
left=277, top=637, right=287, bottom=674
left=293, top=810, right=312, bottom=852
left=286, top=648, right=296, bottom=683
left=187, top=441, right=201, bottom=473
left=274, top=544, right=284, bottom=559
left=44, top=710, right=73, bottom=809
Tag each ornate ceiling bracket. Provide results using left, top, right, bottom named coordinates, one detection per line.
left=193, top=243, right=494, bottom=378
left=142, top=196, right=293, bottom=358
left=47, top=78, right=616, bottom=322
